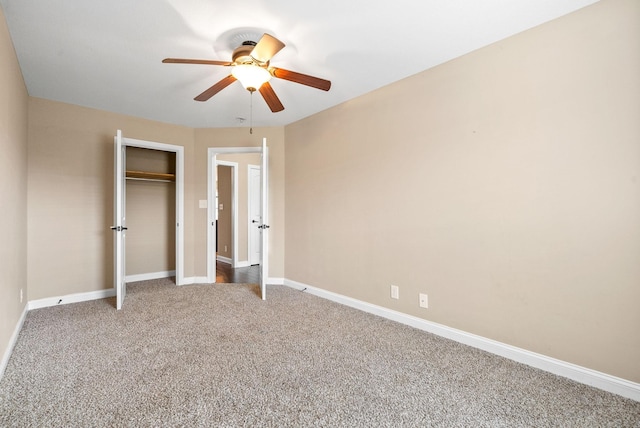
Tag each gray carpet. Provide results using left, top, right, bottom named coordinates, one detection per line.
left=1, top=279, right=638, bottom=427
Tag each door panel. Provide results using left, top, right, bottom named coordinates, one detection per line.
left=248, top=165, right=261, bottom=266
left=260, top=138, right=269, bottom=300
left=113, top=130, right=127, bottom=309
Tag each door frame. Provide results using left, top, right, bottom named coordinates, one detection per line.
left=215, top=160, right=239, bottom=267
left=207, top=147, right=263, bottom=283
left=121, top=135, right=185, bottom=286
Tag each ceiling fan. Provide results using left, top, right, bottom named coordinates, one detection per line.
left=163, top=33, right=331, bottom=113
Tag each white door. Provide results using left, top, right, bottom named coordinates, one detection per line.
left=248, top=165, right=261, bottom=266
left=113, top=130, right=127, bottom=309
left=259, top=138, right=269, bottom=300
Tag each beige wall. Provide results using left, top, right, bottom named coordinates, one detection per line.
left=27, top=98, right=196, bottom=299
left=125, top=182, right=176, bottom=276
left=125, top=147, right=176, bottom=276
left=216, top=165, right=232, bottom=259
left=284, top=0, right=640, bottom=382
left=194, top=127, right=286, bottom=279
left=124, top=148, right=176, bottom=276
left=0, top=7, right=28, bottom=369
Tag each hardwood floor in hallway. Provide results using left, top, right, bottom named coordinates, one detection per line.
left=216, top=261, right=261, bottom=284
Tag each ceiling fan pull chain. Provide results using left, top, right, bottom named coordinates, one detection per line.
left=250, top=90, right=254, bottom=135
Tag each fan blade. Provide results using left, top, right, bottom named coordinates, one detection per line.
left=194, top=75, right=237, bottom=101
left=271, top=67, right=331, bottom=91
left=258, top=82, right=285, bottom=112
left=163, top=58, right=231, bottom=66
left=250, top=34, right=285, bottom=63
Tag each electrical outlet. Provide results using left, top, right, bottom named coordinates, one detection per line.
left=20, top=288, right=23, bottom=303
left=419, top=293, right=428, bottom=308
left=224, top=245, right=228, bottom=252
left=390, top=285, right=399, bottom=300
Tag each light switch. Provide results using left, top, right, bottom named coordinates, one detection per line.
left=198, top=200, right=207, bottom=209
left=219, top=203, right=224, bottom=210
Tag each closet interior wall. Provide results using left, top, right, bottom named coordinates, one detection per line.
left=125, top=147, right=176, bottom=279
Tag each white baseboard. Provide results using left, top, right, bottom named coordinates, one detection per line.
left=216, top=255, right=232, bottom=265
left=267, top=277, right=284, bottom=285
left=0, top=303, right=29, bottom=381
left=28, top=289, right=117, bottom=310
left=283, top=279, right=640, bottom=402
left=181, top=276, right=210, bottom=285
left=125, top=274, right=209, bottom=286
left=216, top=258, right=251, bottom=268
left=125, top=270, right=175, bottom=283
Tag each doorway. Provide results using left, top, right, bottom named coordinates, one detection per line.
left=125, top=147, right=176, bottom=281
left=214, top=159, right=262, bottom=284
left=207, top=145, right=268, bottom=294
left=113, top=130, right=185, bottom=309
left=215, top=162, right=237, bottom=267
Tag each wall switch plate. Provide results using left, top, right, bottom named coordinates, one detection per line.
left=391, top=285, right=399, bottom=300
left=419, top=293, right=428, bottom=308
left=198, top=200, right=207, bottom=209
left=20, top=288, right=23, bottom=303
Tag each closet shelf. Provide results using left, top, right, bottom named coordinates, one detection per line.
left=126, top=170, right=175, bottom=182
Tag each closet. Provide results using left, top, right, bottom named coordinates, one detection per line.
left=124, top=147, right=176, bottom=281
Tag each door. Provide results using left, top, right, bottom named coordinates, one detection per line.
left=259, top=138, right=269, bottom=300
left=248, top=165, right=261, bottom=266
left=112, top=130, right=127, bottom=309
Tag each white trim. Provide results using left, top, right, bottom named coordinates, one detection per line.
left=28, top=289, right=116, bottom=310
left=283, top=278, right=640, bottom=402
left=181, top=276, right=210, bottom=285
left=211, top=258, right=251, bottom=268
left=216, top=255, right=232, bottom=265
left=207, top=149, right=214, bottom=282
left=267, top=277, right=284, bottom=285
left=125, top=270, right=176, bottom=283
left=0, top=304, right=29, bottom=381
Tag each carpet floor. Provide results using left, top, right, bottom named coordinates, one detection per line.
left=1, top=279, right=639, bottom=427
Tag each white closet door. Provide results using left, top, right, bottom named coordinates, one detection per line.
left=259, top=138, right=269, bottom=300
left=112, top=130, right=127, bottom=309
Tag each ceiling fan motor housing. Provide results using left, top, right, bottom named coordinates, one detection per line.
left=232, top=41, right=261, bottom=65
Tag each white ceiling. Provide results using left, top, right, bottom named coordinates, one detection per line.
left=1, top=0, right=598, bottom=129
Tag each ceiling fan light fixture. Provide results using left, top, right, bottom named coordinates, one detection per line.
left=231, top=64, right=271, bottom=91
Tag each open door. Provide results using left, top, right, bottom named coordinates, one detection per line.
left=112, top=130, right=127, bottom=309
left=260, top=138, right=269, bottom=300
left=248, top=165, right=262, bottom=266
